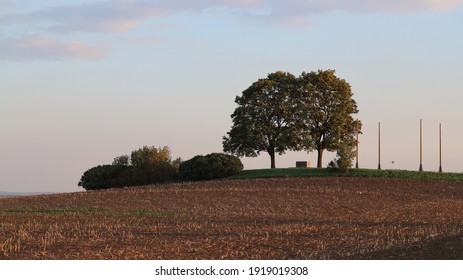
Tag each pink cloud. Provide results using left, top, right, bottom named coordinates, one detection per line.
left=420, top=0, right=463, bottom=11
left=0, top=36, right=106, bottom=61
left=247, top=0, right=463, bottom=27
left=0, top=0, right=262, bottom=34
left=0, top=0, right=461, bottom=61
left=339, top=0, right=463, bottom=13
left=267, top=0, right=463, bottom=14
left=1, top=0, right=462, bottom=34
left=0, top=1, right=169, bottom=33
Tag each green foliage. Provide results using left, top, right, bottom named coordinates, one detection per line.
left=112, top=155, right=130, bottom=166
left=179, top=153, right=243, bottom=181
left=79, top=145, right=178, bottom=190
left=171, top=157, right=183, bottom=170
left=229, top=168, right=463, bottom=182
left=229, top=168, right=335, bottom=179
left=223, top=69, right=361, bottom=169
left=327, top=132, right=357, bottom=173
left=130, top=146, right=176, bottom=185
left=298, top=70, right=361, bottom=168
left=132, top=161, right=178, bottom=186
left=78, top=165, right=134, bottom=191
left=223, top=71, right=300, bottom=169
left=130, top=146, right=171, bottom=168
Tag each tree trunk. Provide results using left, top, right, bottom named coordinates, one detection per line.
left=317, top=148, right=324, bottom=168
left=268, top=148, right=276, bottom=169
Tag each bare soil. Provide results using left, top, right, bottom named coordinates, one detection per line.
left=1, top=177, right=463, bottom=259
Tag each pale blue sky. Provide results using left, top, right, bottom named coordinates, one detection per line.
left=1, top=0, right=463, bottom=193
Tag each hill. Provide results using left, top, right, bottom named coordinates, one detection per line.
left=1, top=176, right=463, bottom=259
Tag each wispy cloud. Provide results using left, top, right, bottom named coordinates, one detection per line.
left=0, top=0, right=259, bottom=60
left=357, top=0, right=463, bottom=13
left=0, top=1, right=169, bottom=33
left=253, top=0, right=463, bottom=27
left=0, top=36, right=106, bottom=61
left=2, top=0, right=462, bottom=33
left=1, top=0, right=461, bottom=60
left=0, top=0, right=261, bottom=34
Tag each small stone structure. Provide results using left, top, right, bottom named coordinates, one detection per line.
left=296, top=161, right=310, bottom=168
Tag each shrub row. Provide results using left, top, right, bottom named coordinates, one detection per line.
left=79, top=149, right=243, bottom=191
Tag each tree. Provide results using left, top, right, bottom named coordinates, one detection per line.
left=130, top=146, right=176, bottom=185
left=223, top=71, right=300, bottom=168
left=130, top=146, right=171, bottom=168
left=171, top=157, right=183, bottom=170
left=112, top=155, right=130, bottom=166
left=327, top=131, right=358, bottom=172
left=298, top=70, right=361, bottom=168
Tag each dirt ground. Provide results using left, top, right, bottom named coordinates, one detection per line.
left=1, top=177, right=463, bottom=259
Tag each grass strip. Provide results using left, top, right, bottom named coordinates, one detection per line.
left=229, top=168, right=463, bottom=182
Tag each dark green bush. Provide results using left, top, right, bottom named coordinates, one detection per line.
left=132, top=162, right=178, bottom=186
left=78, top=163, right=179, bottom=190
left=78, top=165, right=134, bottom=191
left=79, top=145, right=180, bottom=190
left=179, top=153, right=243, bottom=181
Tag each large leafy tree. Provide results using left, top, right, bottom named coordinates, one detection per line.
left=223, top=71, right=300, bottom=168
left=298, top=70, right=361, bottom=168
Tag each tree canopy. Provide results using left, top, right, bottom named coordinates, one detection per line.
left=130, top=146, right=172, bottom=169
left=298, top=70, right=361, bottom=167
left=223, top=71, right=300, bottom=168
left=223, top=69, right=361, bottom=169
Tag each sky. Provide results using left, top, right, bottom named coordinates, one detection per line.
left=1, top=0, right=463, bottom=193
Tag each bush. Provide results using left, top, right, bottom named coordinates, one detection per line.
left=179, top=153, right=243, bottom=181
left=79, top=145, right=179, bottom=190
left=328, top=140, right=356, bottom=173
left=132, top=162, right=178, bottom=186
left=78, top=165, right=134, bottom=191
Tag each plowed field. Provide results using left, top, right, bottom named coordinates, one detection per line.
left=1, top=177, right=463, bottom=259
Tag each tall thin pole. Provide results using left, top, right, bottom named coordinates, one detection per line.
left=439, top=123, right=442, bottom=173
left=355, top=120, right=359, bottom=169
left=419, top=119, right=423, bottom=172
left=378, top=122, right=381, bottom=170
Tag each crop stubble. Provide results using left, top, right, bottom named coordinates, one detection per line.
left=1, top=177, right=463, bottom=259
